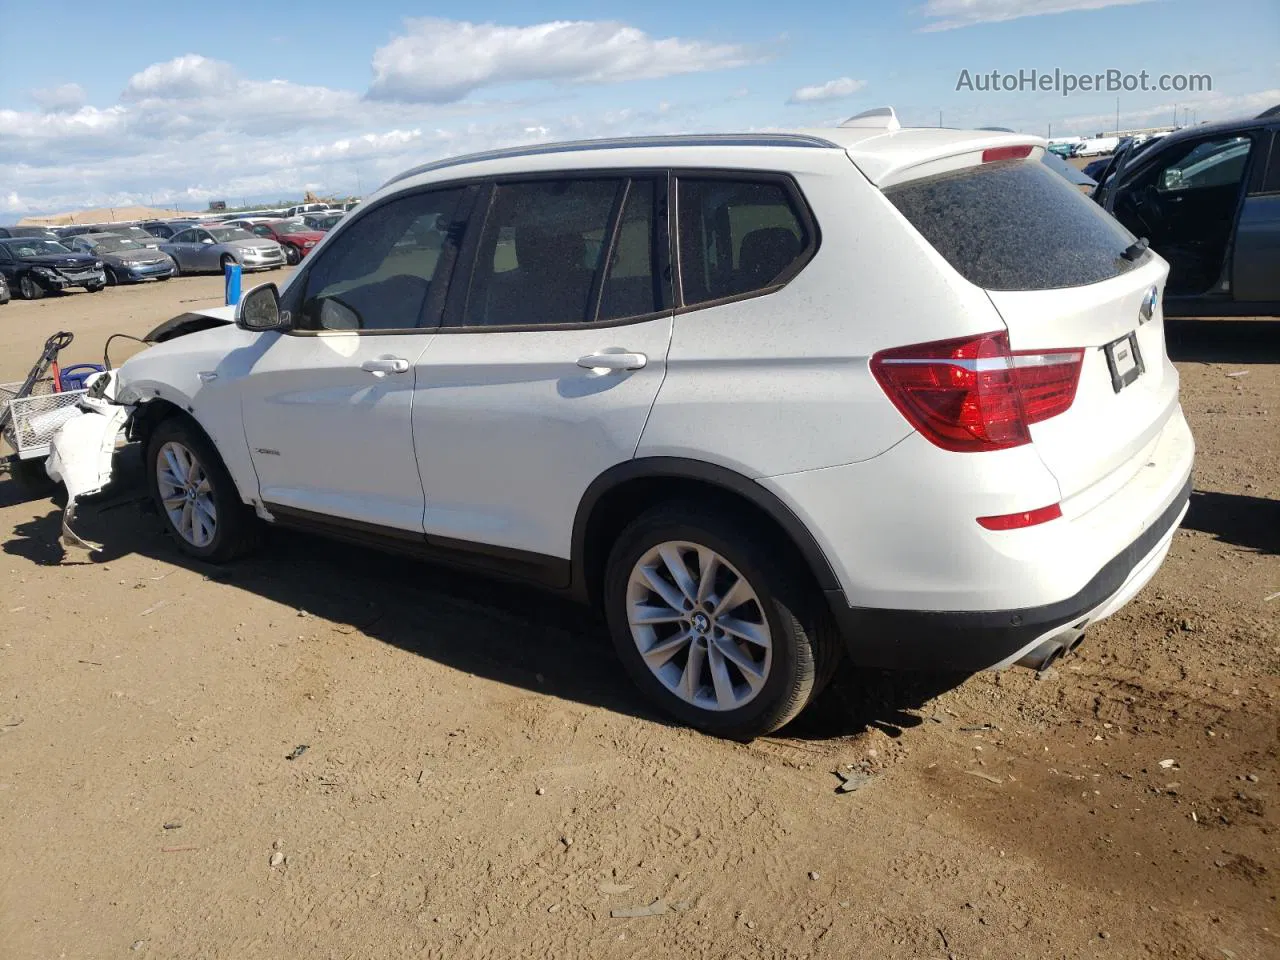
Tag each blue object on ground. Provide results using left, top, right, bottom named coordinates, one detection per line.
left=59, top=363, right=107, bottom=391
left=224, top=262, right=242, bottom=305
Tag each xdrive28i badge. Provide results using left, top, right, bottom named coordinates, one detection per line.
left=1139, top=286, right=1158, bottom=324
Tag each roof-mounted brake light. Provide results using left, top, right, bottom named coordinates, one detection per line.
left=981, top=144, right=1035, bottom=163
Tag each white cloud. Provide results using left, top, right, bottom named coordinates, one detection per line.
left=31, top=83, right=86, bottom=113
left=917, top=0, right=1156, bottom=31
left=788, top=77, right=867, bottom=104
left=368, top=18, right=760, bottom=102
left=122, top=54, right=240, bottom=100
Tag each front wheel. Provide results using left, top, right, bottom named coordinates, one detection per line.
left=283, top=244, right=301, bottom=266
left=18, top=274, right=45, bottom=300
left=220, top=254, right=236, bottom=273
left=603, top=503, right=839, bottom=740
left=170, top=257, right=182, bottom=277
left=146, top=417, right=261, bottom=562
left=104, top=267, right=119, bottom=286
left=86, top=282, right=105, bottom=293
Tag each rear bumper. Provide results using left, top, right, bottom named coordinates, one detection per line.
left=826, top=475, right=1190, bottom=671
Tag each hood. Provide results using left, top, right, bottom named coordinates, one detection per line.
left=228, top=239, right=281, bottom=252
left=111, top=249, right=171, bottom=264
left=19, top=252, right=100, bottom=268
left=281, top=230, right=324, bottom=244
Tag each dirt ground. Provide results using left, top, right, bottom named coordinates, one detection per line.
left=1, top=278, right=1277, bottom=960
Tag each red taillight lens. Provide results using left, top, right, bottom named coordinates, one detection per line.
left=871, top=332, right=1083, bottom=453
left=981, top=144, right=1035, bottom=163
left=977, top=503, right=1063, bottom=530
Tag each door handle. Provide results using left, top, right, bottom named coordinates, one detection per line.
left=361, top=357, right=410, bottom=377
left=577, top=351, right=647, bottom=372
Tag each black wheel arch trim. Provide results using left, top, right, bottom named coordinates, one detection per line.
left=569, top=456, right=840, bottom=601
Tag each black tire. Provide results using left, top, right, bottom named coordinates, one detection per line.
left=170, top=257, right=182, bottom=277
left=86, top=282, right=105, bottom=293
left=145, top=416, right=262, bottom=563
left=284, top=244, right=301, bottom=266
left=602, top=502, right=840, bottom=740
left=18, top=274, right=45, bottom=300
left=104, top=267, right=119, bottom=286
left=220, top=254, right=236, bottom=273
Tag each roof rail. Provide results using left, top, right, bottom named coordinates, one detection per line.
left=839, top=106, right=901, bottom=132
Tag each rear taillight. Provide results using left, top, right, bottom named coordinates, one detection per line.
left=870, top=332, right=1083, bottom=452
left=977, top=503, right=1062, bottom=530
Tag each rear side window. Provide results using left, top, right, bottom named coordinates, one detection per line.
left=886, top=159, right=1139, bottom=291
left=677, top=177, right=812, bottom=306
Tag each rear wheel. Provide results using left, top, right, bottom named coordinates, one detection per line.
left=18, top=274, right=45, bottom=300
left=603, top=502, right=839, bottom=739
left=146, top=417, right=261, bottom=562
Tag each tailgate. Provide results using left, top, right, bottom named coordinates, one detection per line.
left=986, top=256, right=1175, bottom=501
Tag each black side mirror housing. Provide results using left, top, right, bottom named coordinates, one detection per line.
left=236, top=283, right=290, bottom=332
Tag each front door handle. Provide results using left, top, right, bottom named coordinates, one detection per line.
left=361, top=356, right=410, bottom=377
left=577, top=351, right=647, bottom=372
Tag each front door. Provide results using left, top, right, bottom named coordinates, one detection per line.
left=1234, top=128, right=1280, bottom=303
left=412, top=175, right=673, bottom=567
left=240, top=185, right=470, bottom=532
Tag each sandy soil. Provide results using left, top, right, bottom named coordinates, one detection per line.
left=1, top=281, right=1277, bottom=959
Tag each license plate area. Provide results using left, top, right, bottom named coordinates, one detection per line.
left=1104, top=331, right=1144, bottom=393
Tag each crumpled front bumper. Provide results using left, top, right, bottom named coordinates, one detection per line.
left=44, top=384, right=130, bottom=550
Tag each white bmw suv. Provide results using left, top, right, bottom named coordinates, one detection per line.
left=52, top=109, right=1194, bottom=739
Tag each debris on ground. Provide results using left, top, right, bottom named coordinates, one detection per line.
left=610, top=899, right=668, bottom=919
left=834, top=769, right=872, bottom=794
left=162, top=822, right=182, bottom=830
left=1159, top=759, right=1178, bottom=769
left=269, top=850, right=286, bottom=867
left=599, top=882, right=633, bottom=895
left=966, top=771, right=1004, bottom=785
left=286, top=744, right=309, bottom=760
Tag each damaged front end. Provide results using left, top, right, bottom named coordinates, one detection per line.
left=44, top=371, right=132, bottom=550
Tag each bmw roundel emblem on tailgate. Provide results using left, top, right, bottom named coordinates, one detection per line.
left=1139, top=286, right=1158, bottom=324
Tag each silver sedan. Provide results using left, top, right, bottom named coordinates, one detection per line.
left=159, top=225, right=286, bottom=275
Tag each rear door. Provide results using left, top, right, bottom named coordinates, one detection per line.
left=1234, top=127, right=1280, bottom=302
left=885, top=152, right=1175, bottom=502
left=411, top=174, right=673, bottom=566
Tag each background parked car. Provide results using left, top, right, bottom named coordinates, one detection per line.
left=284, top=202, right=330, bottom=218
left=0, top=273, right=9, bottom=305
left=0, top=236, right=106, bottom=299
left=142, top=219, right=198, bottom=240
left=303, top=211, right=345, bottom=231
left=0, top=226, right=61, bottom=240
left=159, top=225, right=285, bottom=275
left=87, top=225, right=163, bottom=249
left=1095, top=106, right=1280, bottom=316
left=231, top=218, right=324, bottom=264
left=64, top=233, right=175, bottom=285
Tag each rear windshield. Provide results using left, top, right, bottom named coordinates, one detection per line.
left=885, top=158, right=1140, bottom=291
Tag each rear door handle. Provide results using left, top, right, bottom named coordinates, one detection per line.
left=577, top=352, right=647, bottom=372
left=361, top=357, right=410, bottom=377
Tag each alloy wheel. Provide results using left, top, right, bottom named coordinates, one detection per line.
left=625, top=541, right=772, bottom=712
left=155, top=441, right=218, bottom=548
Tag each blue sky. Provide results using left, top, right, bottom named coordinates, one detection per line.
left=1, top=0, right=1276, bottom=215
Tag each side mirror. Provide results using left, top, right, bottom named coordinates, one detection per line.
left=236, top=283, right=290, bottom=332
left=201, top=238, right=214, bottom=244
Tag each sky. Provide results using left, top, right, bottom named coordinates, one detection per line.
left=1, top=0, right=1277, bottom=216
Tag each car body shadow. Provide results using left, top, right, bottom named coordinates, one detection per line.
left=1165, top=318, right=1280, bottom=365
left=1, top=450, right=967, bottom=741
left=1184, top=489, right=1280, bottom=554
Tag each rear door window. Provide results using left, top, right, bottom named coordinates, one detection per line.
left=677, top=177, right=813, bottom=306
left=885, top=158, right=1139, bottom=291
left=460, top=178, right=623, bottom=327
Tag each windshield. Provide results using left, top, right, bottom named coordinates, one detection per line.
left=3, top=239, right=74, bottom=257
left=272, top=221, right=309, bottom=235
left=88, top=236, right=142, bottom=253
left=207, top=227, right=254, bottom=242
left=886, top=158, right=1138, bottom=291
